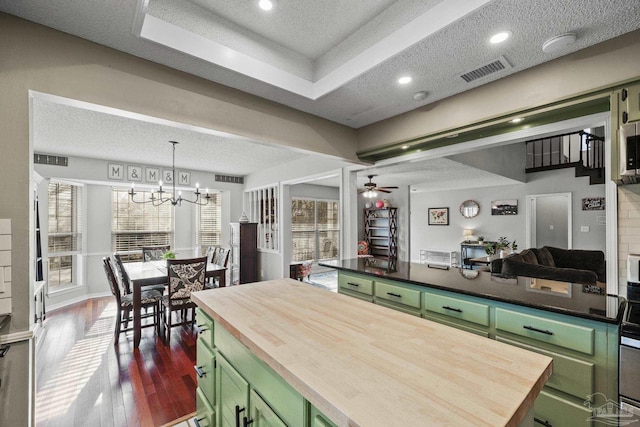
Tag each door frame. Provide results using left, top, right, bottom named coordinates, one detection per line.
left=525, top=192, right=573, bottom=249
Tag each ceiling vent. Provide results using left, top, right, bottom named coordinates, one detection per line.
left=34, top=153, right=68, bottom=166
left=458, top=56, right=512, bottom=83
left=215, top=174, right=244, bottom=184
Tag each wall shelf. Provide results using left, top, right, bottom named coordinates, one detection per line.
left=364, top=207, right=397, bottom=260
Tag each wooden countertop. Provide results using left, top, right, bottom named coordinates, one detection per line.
left=192, top=279, right=552, bottom=427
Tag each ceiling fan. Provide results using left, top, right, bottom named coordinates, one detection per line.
left=359, top=175, right=398, bottom=197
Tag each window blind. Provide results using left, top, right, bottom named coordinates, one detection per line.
left=198, top=193, right=222, bottom=253
left=47, top=182, right=82, bottom=289
left=111, top=189, right=173, bottom=258
left=291, top=198, right=339, bottom=262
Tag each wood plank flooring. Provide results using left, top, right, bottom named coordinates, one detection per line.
left=35, top=297, right=197, bottom=427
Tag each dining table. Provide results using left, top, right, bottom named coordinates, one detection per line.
left=124, top=260, right=227, bottom=348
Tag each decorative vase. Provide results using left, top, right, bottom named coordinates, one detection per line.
left=375, top=200, right=384, bottom=208
left=365, top=202, right=373, bottom=209
left=500, top=250, right=506, bottom=258
left=239, top=212, right=249, bottom=223
left=383, top=199, right=390, bottom=207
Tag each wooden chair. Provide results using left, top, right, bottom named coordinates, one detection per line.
left=161, top=256, right=207, bottom=344
left=205, top=247, right=230, bottom=289
left=205, top=246, right=219, bottom=265
left=102, top=257, right=162, bottom=344
left=142, top=245, right=171, bottom=262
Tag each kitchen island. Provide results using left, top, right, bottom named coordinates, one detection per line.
left=192, top=278, right=552, bottom=427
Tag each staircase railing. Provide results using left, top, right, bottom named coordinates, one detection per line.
left=525, top=130, right=604, bottom=172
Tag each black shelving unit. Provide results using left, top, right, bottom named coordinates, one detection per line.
left=364, top=207, right=397, bottom=259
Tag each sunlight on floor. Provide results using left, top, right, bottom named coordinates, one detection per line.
left=36, top=303, right=116, bottom=423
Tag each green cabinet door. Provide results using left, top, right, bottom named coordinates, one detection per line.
left=196, top=387, right=216, bottom=427
left=217, top=353, right=250, bottom=427
left=308, top=404, right=337, bottom=427
left=248, top=389, right=287, bottom=427
left=534, top=390, right=593, bottom=427
left=197, top=338, right=216, bottom=406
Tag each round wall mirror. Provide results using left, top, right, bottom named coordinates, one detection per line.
left=460, top=200, right=480, bottom=218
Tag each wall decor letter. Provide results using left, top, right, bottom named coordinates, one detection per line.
left=108, top=163, right=124, bottom=180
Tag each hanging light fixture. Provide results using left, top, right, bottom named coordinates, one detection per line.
left=128, top=141, right=211, bottom=206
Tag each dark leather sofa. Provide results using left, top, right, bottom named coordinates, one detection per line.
left=491, top=246, right=605, bottom=286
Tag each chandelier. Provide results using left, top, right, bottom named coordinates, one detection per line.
left=128, top=141, right=211, bottom=206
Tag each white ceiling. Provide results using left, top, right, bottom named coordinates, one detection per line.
left=5, top=1, right=639, bottom=191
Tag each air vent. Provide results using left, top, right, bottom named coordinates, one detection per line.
left=215, top=174, right=244, bottom=184
left=459, top=56, right=512, bottom=83
left=34, top=153, right=68, bottom=166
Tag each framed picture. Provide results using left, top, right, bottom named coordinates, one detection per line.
left=428, top=207, right=449, bottom=225
left=491, top=199, right=518, bottom=215
left=127, top=165, right=142, bottom=182
left=582, top=197, right=605, bottom=210
left=107, top=163, right=124, bottom=180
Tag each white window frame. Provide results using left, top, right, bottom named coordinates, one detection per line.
left=247, top=184, right=280, bottom=253
left=195, top=192, right=223, bottom=255
left=291, top=197, right=339, bottom=262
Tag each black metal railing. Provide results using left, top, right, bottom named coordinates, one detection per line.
left=525, top=130, right=604, bottom=172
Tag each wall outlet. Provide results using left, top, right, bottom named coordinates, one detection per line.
left=581, top=226, right=590, bottom=232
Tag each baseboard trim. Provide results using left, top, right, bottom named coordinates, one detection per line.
left=46, top=291, right=112, bottom=313
left=161, top=412, right=196, bottom=427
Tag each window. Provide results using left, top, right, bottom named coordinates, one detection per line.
left=291, top=198, right=339, bottom=262
left=197, top=193, right=222, bottom=254
left=47, top=182, right=82, bottom=289
left=111, top=189, right=173, bottom=261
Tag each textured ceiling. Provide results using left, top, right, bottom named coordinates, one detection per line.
left=5, top=0, right=638, bottom=191
left=2, top=0, right=639, bottom=128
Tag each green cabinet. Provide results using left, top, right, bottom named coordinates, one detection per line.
left=336, top=271, right=619, bottom=426
left=249, top=389, right=287, bottom=427
left=196, top=309, right=217, bottom=426
left=195, top=387, right=216, bottom=427
left=337, top=272, right=374, bottom=301
left=619, top=83, right=640, bottom=124
left=308, top=404, right=337, bottom=427
left=217, top=354, right=250, bottom=427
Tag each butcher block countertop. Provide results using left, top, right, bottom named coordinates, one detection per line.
left=191, top=279, right=553, bottom=427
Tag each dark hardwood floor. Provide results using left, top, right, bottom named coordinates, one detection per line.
left=35, top=297, right=197, bottom=427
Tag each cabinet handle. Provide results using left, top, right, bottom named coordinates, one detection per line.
left=523, top=325, right=553, bottom=335
left=194, top=365, right=205, bottom=378
left=622, top=88, right=628, bottom=101
left=194, top=324, right=208, bottom=335
left=235, top=405, right=245, bottom=427
left=387, top=292, right=402, bottom=298
left=193, top=416, right=204, bottom=427
left=0, top=345, right=9, bottom=358
left=623, top=111, right=629, bottom=124
left=442, top=306, right=462, bottom=313
left=534, top=417, right=552, bottom=427
left=347, top=282, right=360, bottom=287
left=243, top=416, right=254, bottom=426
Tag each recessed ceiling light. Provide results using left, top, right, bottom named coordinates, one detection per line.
left=258, top=0, right=276, bottom=11
left=542, top=33, right=577, bottom=53
left=401, top=145, right=410, bottom=150
left=413, top=91, right=428, bottom=101
left=510, top=117, right=524, bottom=123
left=398, top=76, right=412, bottom=85
left=490, top=31, right=511, bottom=44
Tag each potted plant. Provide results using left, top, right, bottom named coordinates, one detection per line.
left=484, top=242, right=495, bottom=259
left=511, top=240, right=518, bottom=252
left=478, top=236, right=485, bottom=244
left=495, top=237, right=511, bottom=258
left=162, top=250, right=176, bottom=260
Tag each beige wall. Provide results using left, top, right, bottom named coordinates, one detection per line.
left=358, top=29, right=640, bottom=151
left=0, top=13, right=358, bottom=329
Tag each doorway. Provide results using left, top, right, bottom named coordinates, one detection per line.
left=526, top=192, right=572, bottom=249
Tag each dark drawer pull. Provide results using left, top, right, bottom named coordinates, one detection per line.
left=534, top=417, right=552, bottom=427
left=194, top=324, right=209, bottom=335
left=243, top=417, right=254, bottom=427
left=523, top=325, right=553, bottom=335
left=347, top=282, right=360, bottom=287
left=442, top=306, right=462, bottom=313
left=0, top=345, right=9, bottom=358
left=387, top=292, right=402, bottom=298
left=194, top=365, right=205, bottom=378
left=193, top=417, right=203, bottom=427
left=235, top=405, right=245, bottom=427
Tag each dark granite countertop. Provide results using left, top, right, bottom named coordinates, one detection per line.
left=320, top=258, right=625, bottom=324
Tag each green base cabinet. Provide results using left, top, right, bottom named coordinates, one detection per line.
left=196, top=308, right=217, bottom=427
left=217, top=354, right=250, bottom=427
left=308, top=404, right=338, bottom=427
left=336, top=271, right=619, bottom=427
left=196, top=387, right=216, bottom=427
left=249, top=388, right=287, bottom=427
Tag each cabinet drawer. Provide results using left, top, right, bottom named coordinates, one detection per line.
left=309, top=404, right=338, bottom=427
left=424, top=293, right=489, bottom=327
left=196, top=308, right=215, bottom=349
left=195, top=387, right=216, bottom=427
left=376, top=299, right=421, bottom=317
left=338, top=273, right=374, bottom=296
left=497, top=336, right=594, bottom=399
left=196, top=338, right=216, bottom=406
left=495, top=308, right=595, bottom=355
left=215, top=325, right=305, bottom=427
left=423, top=314, right=489, bottom=337
left=534, top=390, right=592, bottom=427
left=375, top=281, right=421, bottom=309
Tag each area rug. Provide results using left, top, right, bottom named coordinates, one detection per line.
left=305, top=270, right=338, bottom=292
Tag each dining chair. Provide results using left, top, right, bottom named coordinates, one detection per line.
left=102, top=257, right=163, bottom=344
left=162, top=256, right=207, bottom=344
left=205, top=247, right=230, bottom=289
left=205, top=246, right=219, bottom=265
left=142, top=245, right=171, bottom=262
